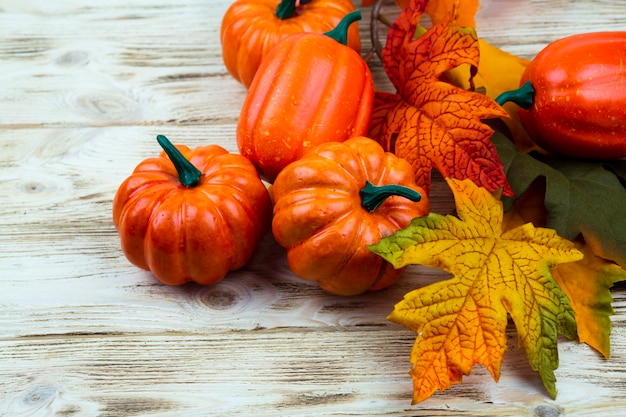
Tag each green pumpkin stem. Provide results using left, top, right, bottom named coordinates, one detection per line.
left=324, top=10, right=361, bottom=46
left=275, top=0, right=297, bottom=20
left=360, top=181, right=422, bottom=213
left=156, top=134, right=202, bottom=188
left=495, top=80, right=535, bottom=109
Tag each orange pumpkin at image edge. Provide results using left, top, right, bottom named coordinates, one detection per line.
left=271, top=137, right=430, bottom=296
left=220, top=0, right=361, bottom=88
left=112, top=135, right=273, bottom=286
left=236, top=10, right=374, bottom=183
left=496, top=31, right=626, bottom=160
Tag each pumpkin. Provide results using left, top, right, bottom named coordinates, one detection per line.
left=112, top=135, right=272, bottom=285
left=271, top=136, right=430, bottom=296
left=220, top=0, right=361, bottom=88
left=496, top=31, right=626, bottom=160
left=237, top=10, right=374, bottom=183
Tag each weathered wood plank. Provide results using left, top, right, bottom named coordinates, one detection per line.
left=2, top=328, right=626, bottom=417
left=0, top=1, right=242, bottom=128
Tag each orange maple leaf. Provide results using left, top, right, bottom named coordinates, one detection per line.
left=369, top=178, right=583, bottom=403
left=378, top=0, right=478, bottom=27
left=420, top=0, right=535, bottom=152
left=368, top=0, right=512, bottom=196
left=424, top=0, right=478, bottom=27
left=552, top=241, right=626, bottom=358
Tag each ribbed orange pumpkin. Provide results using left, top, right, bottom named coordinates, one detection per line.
left=220, top=0, right=361, bottom=88
left=112, top=135, right=272, bottom=285
left=271, top=137, right=430, bottom=296
left=236, top=11, right=374, bottom=183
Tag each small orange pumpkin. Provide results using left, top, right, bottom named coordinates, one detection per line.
left=271, top=137, right=430, bottom=296
left=220, top=0, right=361, bottom=88
left=112, top=135, right=272, bottom=285
left=237, top=11, right=374, bottom=183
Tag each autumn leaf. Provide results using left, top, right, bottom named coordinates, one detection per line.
left=387, top=0, right=478, bottom=24
left=368, top=178, right=583, bottom=403
left=421, top=0, right=529, bottom=101
left=493, top=132, right=626, bottom=269
left=418, top=0, right=535, bottom=152
left=553, top=241, right=625, bottom=358
left=372, top=0, right=530, bottom=104
left=425, top=0, right=478, bottom=27
left=368, top=0, right=512, bottom=196
left=501, top=163, right=626, bottom=359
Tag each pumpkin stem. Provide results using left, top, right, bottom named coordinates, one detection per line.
left=156, top=134, right=202, bottom=188
left=275, top=0, right=297, bottom=20
left=324, top=10, right=361, bottom=46
left=495, top=80, right=535, bottom=109
left=360, top=181, right=422, bottom=213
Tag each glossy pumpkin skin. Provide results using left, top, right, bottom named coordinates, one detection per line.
left=271, top=137, right=430, bottom=296
left=518, top=32, right=626, bottom=159
left=220, top=0, right=361, bottom=88
left=237, top=25, right=374, bottom=183
left=112, top=138, right=272, bottom=285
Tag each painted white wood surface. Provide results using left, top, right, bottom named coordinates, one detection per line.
left=1, top=1, right=625, bottom=416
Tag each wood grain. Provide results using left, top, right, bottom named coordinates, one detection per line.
left=1, top=1, right=626, bottom=416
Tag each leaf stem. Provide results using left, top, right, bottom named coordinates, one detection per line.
left=156, top=134, right=202, bottom=188
left=360, top=181, right=422, bottom=212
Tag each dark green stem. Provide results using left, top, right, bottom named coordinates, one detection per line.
left=324, top=10, right=361, bottom=46
left=495, top=80, right=535, bottom=109
left=360, top=181, right=422, bottom=213
left=156, top=134, right=202, bottom=188
left=275, top=0, right=297, bottom=20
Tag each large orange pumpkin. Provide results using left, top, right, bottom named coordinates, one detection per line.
left=112, top=135, right=272, bottom=285
left=271, top=137, right=430, bottom=296
left=220, top=0, right=361, bottom=88
left=237, top=11, right=374, bottom=183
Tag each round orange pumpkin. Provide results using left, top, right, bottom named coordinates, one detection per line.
left=237, top=11, right=374, bottom=183
left=271, top=136, right=430, bottom=296
left=220, top=0, right=361, bottom=88
left=112, top=135, right=272, bottom=285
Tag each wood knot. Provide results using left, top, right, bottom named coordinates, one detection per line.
left=22, top=181, right=47, bottom=194
left=533, top=404, right=563, bottom=417
left=201, top=286, right=243, bottom=310
left=55, top=50, right=90, bottom=67
left=22, top=385, right=59, bottom=407
left=74, top=90, right=141, bottom=122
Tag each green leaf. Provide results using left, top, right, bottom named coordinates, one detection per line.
left=493, top=132, right=626, bottom=268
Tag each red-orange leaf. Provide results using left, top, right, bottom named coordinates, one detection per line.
left=368, top=0, right=512, bottom=196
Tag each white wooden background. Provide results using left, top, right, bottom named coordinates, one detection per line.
left=1, top=0, right=625, bottom=416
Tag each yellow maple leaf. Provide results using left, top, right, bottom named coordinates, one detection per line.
left=502, top=178, right=625, bottom=359
left=369, top=178, right=583, bottom=403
